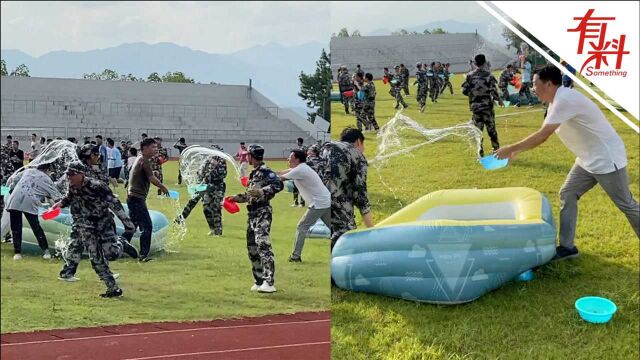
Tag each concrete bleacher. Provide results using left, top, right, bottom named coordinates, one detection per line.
left=330, top=33, right=516, bottom=79
left=1, top=77, right=330, bottom=158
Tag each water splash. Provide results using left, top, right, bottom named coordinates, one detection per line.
left=369, top=111, right=483, bottom=208
left=179, top=145, right=243, bottom=188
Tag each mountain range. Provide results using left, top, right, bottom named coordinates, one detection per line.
left=1, top=41, right=328, bottom=111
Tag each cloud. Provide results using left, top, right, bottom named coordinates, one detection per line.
left=1, top=1, right=329, bottom=56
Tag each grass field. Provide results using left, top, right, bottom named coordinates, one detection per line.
left=1, top=160, right=330, bottom=333
left=330, top=75, right=639, bottom=359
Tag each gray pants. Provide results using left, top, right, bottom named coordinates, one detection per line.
left=292, top=207, right=331, bottom=258
left=559, top=164, right=640, bottom=248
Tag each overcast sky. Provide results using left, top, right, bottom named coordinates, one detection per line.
left=1, top=1, right=330, bottom=57
left=330, top=1, right=502, bottom=39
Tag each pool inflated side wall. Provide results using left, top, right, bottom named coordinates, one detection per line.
left=331, top=188, right=557, bottom=304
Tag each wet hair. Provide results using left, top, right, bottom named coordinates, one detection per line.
left=140, top=138, right=157, bottom=150
left=6, top=135, right=12, bottom=140
left=141, top=133, right=148, bottom=138
left=95, top=135, right=103, bottom=140
left=107, top=138, right=115, bottom=146
left=40, top=137, right=46, bottom=144
left=129, top=147, right=138, bottom=157
left=297, top=137, right=303, bottom=143
left=13, top=140, right=19, bottom=145
left=340, top=127, right=365, bottom=144
left=365, top=73, right=373, bottom=81
left=67, top=137, right=76, bottom=143
left=179, top=137, right=185, bottom=143
left=55, top=137, right=62, bottom=140
left=31, top=133, right=37, bottom=137
left=290, top=149, right=307, bottom=163
left=534, top=65, right=563, bottom=86
left=47, top=138, right=53, bottom=143
left=240, top=142, right=245, bottom=145
left=507, top=64, right=513, bottom=69
left=474, top=54, right=486, bottom=66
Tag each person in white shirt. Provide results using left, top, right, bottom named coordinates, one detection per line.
left=278, top=149, right=331, bottom=262
left=496, top=65, right=639, bottom=260
left=106, top=138, right=123, bottom=187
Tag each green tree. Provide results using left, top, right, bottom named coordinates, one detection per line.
left=10, top=64, right=30, bottom=77
left=161, top=71, right=194, bottom=83
left=431, top=28, right=448, bottom=34
left=298, top=49, right=331, bottom=123
left=337, top=28, right=350, bottom=37
left=1, top=59, right=7, bottom=76
left=423, top=29, right=431, bottom=35
left=83, top=69, right=119, bottom=80
left=351, top=30, right=361, bottom=37
left=147, top=72, right=162, bottom=82
left=392, top=29, right=409, bottom=36
left=120, top=73, right=141, bottom=81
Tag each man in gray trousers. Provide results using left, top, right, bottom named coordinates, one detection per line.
left=496, top=65, right=639, bottom=260
left=278, top=149, right=331, bottom=263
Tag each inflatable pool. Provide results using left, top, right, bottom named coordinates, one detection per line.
left=19, top=205, right=169, bottom=255
left=307, top=219, right=330, bottom=239
left=331, top=188, right=556, bottom=304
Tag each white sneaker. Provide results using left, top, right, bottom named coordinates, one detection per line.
left=250, top=284, right=260, bottom=291
left=58, top=275, right=80, bottom=282
left=257, top=283, right=277, bottom=293
left=13, top=254, right=22, bottom=260
left=43, top=250, right=51, bottom=260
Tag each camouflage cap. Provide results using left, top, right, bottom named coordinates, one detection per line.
left=65, top=161, right=87, bottom=175
left=308, top=143, right=321, bottom=155
left=77, top=143, right=100, bottom=158
left=247, top=144, right=264, bottom=160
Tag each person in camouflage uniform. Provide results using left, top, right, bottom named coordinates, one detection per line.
left=53, top=161, right=138, bottom=298
left=428, top=62, right=442, bottom=103
left=391, top=66, right=408, bottom=109
left=338, top=66, right=354, bottom=114
left=306, top=144, right=327, bottom=182
left=400, top=64, right=410, bottom=95
left=414, top=62, right=429, bottom=112
left=229, top=144, right=283, bottom=293
left=498, top=64, right=515, bottom=104
left=362, top=73, right=380, bottom=132
left=176, top=145, right=227, bottom=236
left=440, top=63, right=454, bottom=95
left=0, top=143, right=15, bottom=230
left=151, top=136, right=169, bottom=196
left=352, top=72, right=368, bottom=132
left=327, top=128, right=373, bottom=250
left=462, top=54, right=504, bottom=157
left=292, top=138, right=307, bottom=207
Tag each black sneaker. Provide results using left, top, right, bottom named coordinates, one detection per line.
left=552, top=246, right=579, bottom=261
left=138, top=256, right=153, bottom=262
left=100, top=288, right=123, bottom=298
left=289, top=255, right=302, bottom=263
left=122, top=241, right=139, bottom=259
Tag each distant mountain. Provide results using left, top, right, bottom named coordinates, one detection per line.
left=366, top=20, right=506, bottom=46
left=1, top=41, right=328, bottom=108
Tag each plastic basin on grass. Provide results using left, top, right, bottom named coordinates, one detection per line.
left=188, top=184, right=207, bottom=195
left=480, top=155, right=509, bottom=170
left=515, top=270, right=535, bottom=282
left=241, top=177, right=249, bottom=187
left=575, top=296, right=617, bottom=324
left=284, top=180, right=295, bottom=193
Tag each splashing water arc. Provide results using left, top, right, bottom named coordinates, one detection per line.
left=179, top=145, right=243, bottom=187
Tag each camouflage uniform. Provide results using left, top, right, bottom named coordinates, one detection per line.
left=151, top=145, right=168, bottom=195
left=391, top=73, right=408, bottom=109
left=306, top=144, right=328, bottom=184
left=179, top=155, right=227, bottom=235
left=327, top=141, right=371, bottom=249
left=462, top=66, right=501, bottom=157
left=235, top=163, right=283, bottom=287
left=440, top=68, right=453, bottom=95
left=362, top=81, right=380, bottom=131
left=498, top=69, right=514, bottom=102
left=0, top=145, right=15, bottom=219
left=352, top=76, right=367, bottom=131
left=427, top=67, right=440, bottom=102
left=338, top=71, right=353, bottom=114
left=414, top=67, right=429, bottom=111
left=58, top=172, right=135, bottom=292
left=401, top=66, right=410, bottom=95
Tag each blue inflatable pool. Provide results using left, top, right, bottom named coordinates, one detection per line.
left=331, top=188, right=557, bottom=304
left=19, top=205, right=169, bottom=255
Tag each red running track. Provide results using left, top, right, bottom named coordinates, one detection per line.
left=1, top=311, right=330, bottom=360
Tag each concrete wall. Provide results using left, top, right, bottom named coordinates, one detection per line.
left=1, top=76, right=326, bottom=158
left=330, top=33, right=516, bottom=79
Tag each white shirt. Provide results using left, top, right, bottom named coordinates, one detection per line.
left=6, top=168, right=62, bottom=215
left=282, top=163, right=331, bottom=209
left=544, top=86, right=627, bottom=174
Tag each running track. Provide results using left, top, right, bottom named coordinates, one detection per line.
left=1, top=311, right=330, bottom=360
